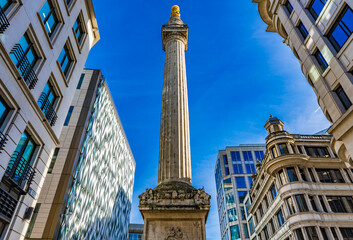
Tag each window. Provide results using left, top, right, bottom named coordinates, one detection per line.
left=316, top=169, right=345, bottom=183
left=129, top=233, right=142, bottom=240
left=39, top=0, right=59, bottom=37
left=230, top=225, right=240, bottom=240
left=0, top=0, right=12, bottom=12
left=231, top=151, right=241, bottom=162
left=298, top=22, right=309, bottom=39
left=340, top=228, right=353, bottom=240
left=276, top=209, right=284, bottom=226
left=271, top=146, right=278, bottom=158
left=58, top=44, right=73, bottom=77
left=287, top=167, right=299, bottom=182
left=320, top=228, right=329, bottom=240
left=306, top=227, right=319, bottom=240
left=284, top=1, right=293, bottom=15
left=245, top=163, right=256, bottom=174
left=327, top=196, right=353, bottom=213
left=77, top=73, right=85, bottom=89
left=243, top=224, right=249, bottom=238
left=309, top=195, right=318, bottom=211
left=233, top=162, right=243, bottom=174
left=298, top=168, right=307, bottom=181
left=286, top=197, right=295, bottom=214
left=296, top=228, right=305, bottom=240
left=235, top=177, right=246, bottom=188
left=240, top=206, right=246, bottom=220
left=255, top=151, right=264, bottom=162
left=331, top=227, right=339, bottom=240
left=295, top=194, right=309, bottom=212
left=25, top=203, right=41, bottom=238
left=73, top=16, right=84, bottom=43
left=270, top=184, right=277, bottom=199
left=269, top=219, right=275, bottom=235
left=228, top=208, right=237, bottom=222
left=278, top=169, right=287, bottom=185
left=318, top=196, right=327, bottom=212
left=264, top=226, right=270, bottom=240
left=5, top=131, right=37, bottom=186
left=48, top=148, right=59, bottom=173
left=308, top=168, right=316, bottom=182
left=37, top=81, right=58, bottom=126
left=249, top=217, right=255, bottom=235
left=248, top=176, right=253, bottom=186
left=327, top=6, right=353, bottom=52
left=305, top=146, right=330, bottom=158
left=226, top=193, right=235, bottom=206
left=308, top=0, right=327, bottom=20
left=223, top=155, right=229, bottom=176
left=64, top=106, right=74, bottom=126
left=335, top=85, right=352, bottom=111
left=10, top=33, right=39, bottom=88
left=278, top=144, right=289, bottom=155
left=223, top=178, right=232, bottom=191
left=0, top=95, right=10, bottom=128
left=314, top=50, right=329, bottom=72
left=238, top=191, right=247, bottom=204
left=243, top=151, right=254, bottom=161
left=259, top=203, right=264, bottom=217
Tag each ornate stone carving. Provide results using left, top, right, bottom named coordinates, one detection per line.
left=165, top=227, right=184, bottom=240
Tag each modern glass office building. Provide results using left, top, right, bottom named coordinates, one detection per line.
left=215, top=145, right=265, bottom=240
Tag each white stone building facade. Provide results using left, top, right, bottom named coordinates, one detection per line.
left=248, top=116, right=353, bottom=240
left=0, top=0, right=99, bottom=239
left=252, top=0, right=353, bottom=166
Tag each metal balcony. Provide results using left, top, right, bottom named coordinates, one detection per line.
left=4, top=151, right=36, bottom=194
left=38, top=93, right=58, bottom=126
left=0, top=131, right=6, bottom=152
left=0, top=186, right=18, bottom=222
left=10, top=44, right=38, bottom=89
left=0, top=7, right=9, bottom=33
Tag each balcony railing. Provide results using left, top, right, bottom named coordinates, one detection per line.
left=0, top=131, right=6, bottom=151
left=0, top=7, right=9, bottom=33
left=10, top=44, right=38, bottom=89
left=38, top=93, right=58, bottom=126
left=0, top=186, right=18, bottom=222
left=4, top=151, right=35, bottom=194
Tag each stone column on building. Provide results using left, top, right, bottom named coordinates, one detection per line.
left=139, top=6, right=210, bottom=240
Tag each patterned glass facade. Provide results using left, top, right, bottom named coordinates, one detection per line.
left=59, top=81, right=135, bottom=239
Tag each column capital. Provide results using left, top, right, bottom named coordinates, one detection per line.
left=162, top=25, right=188, bottom=51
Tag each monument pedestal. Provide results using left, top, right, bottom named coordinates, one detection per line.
left=139, top=182, right=210, bottom=240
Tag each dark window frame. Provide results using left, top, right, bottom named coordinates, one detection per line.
left=308, top=0, right=327, bottom=20
left=335, top=85, right=352, bottom=111
left=314, top=49, right=329, bottom=72
left=298, top=21, right=309, bottom=40
left=39, top=0, right=59, bottom=37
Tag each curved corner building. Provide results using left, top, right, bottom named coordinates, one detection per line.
left=247, top=116, right=353, bottom=240
left=252, top=0, right=353, bottom=166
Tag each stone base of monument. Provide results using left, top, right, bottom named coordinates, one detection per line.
left=139, top=181, right=211, bottom=240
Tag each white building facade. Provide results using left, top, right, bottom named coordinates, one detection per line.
left=0, top=0, right=99, bottom=239
left=252, top=0, right=353, bottom=166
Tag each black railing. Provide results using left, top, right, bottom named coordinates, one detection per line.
left=0, top=186, right=18, bottom=222
left=38, top=92, right=58, bottom=126
left=0, top=131, right=6, bottom=151
left=0, top=7, right=9, bottom=33
left=10, top=44, right=38, bottom=89
left=4, top=151, right=35, bottom=194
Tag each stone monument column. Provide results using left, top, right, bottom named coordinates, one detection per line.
left=139, top=6, right=211, bottom=240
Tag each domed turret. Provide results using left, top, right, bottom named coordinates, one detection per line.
left=264, top=115, right=285, bottom=135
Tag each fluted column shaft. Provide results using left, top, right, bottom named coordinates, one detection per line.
left=158, top=32, right=191, bottom=185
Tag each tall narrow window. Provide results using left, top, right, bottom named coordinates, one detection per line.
left=64, top=106, right=74, bottom=126
left=238, top=191, right=247, bottom=204
left=270, top=184, right=277, bottom=199
left=39, top=0, right=59, bottom=36
left=335, top=85, right=352, bottom=111
left=279, top=144, right=289, bottom=155
left=296, top=229, right=305, bottom=240
left=309, top=195, right=318, bottom=211
left=48, top=148, right=59, bottom=173
left=73, top=16, right=84, bottom=43
left=331, top=227, right=339, bottom=240
left=284, top=1, right=294, bottom=15
left=240, top=206, right=246, bottom=220
left=308, top=0, right=327, bottom=20
left=318, top=196, right=327, bottom=212
left=233, top=162, right=243, bottom=174
left=5, top=131, right=37, bottom=189
left=38, top=82, right=58, bottom=126
left=276, top=209, right=285, bottom=226
left=314, top=50, right=329, bottom=72
left=299, top=168, right=307, bottom=181
left=327, top=6, right=353, bottom=52
left=0, top=95, right=10, bottom=128
left=286, top=197, right=295, bottom=214
left=10, top=33, right=39, bottom=88
left=286, top=167, right=299, bottom=182
left=295, top=194, right=309, bottom=212
left=58, top=44, right=73, bottom=77
left=320, top=228, right=329, bottom=240
left=279, top=169, right=287, bottom=185
left=298, top=22, right=309, bottom=39
left=25, top=203, right=41, bottom=237
left=306, top=227, right=319, bottom=240
left=308, top=168, right=316, bottom=182
left=223, top=155, right=229, bottom=176
left=271, top=146, right=278, bottom=158
left=255, top=151, right=264, bottom=162
left=76, top=73, right=85, bottom=89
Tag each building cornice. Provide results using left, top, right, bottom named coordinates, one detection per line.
left=85, top=0, right=100, bottom=47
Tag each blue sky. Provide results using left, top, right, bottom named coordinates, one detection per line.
left=86, top=1, right=330, bottom=239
